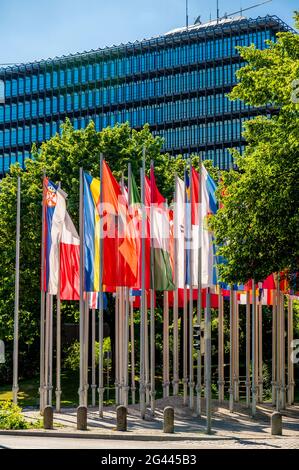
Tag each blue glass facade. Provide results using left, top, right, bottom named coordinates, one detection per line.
left=0, top=15, right=293, bottom=173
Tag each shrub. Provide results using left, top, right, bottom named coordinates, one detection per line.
left=0, top=401, right=30, bottom=430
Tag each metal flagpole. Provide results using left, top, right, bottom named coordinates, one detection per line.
left=39, top=176, right=46, bottom=413
left=173, top=175, right=179, bottom=396
left=49, top=294, right=53, bottom=406
left=145, top=290, right=150, bottom=406
left=229, top=286, right=234, bottom=412
left=188, top=162, right=194, bottom=410
left=251, top=280, right=257, bottom=417
left=115, top=289, right=119, bottom=405
left=118, top=287, right=123, bottom=404
left=258, top=301, right=263, bottom=402
left=218, top=293, right=224, bottom=404
left=55, top=182, right=62, bottom=411
left=130, top=297, right=136, bottom=404
left=235, top=292, right=239, bottom=402
left=246, top=290, right=251, bottom=407
left=196, top=160, right=202, bottom=416
left=276, top=275, right=281, bottom=411
left=272, top=289, right=277, bottom=406
left=183, top=169, right=188, bottom=406
left=280, top=292, right=286, bottom=409
left=139, top=147, right=146, bottom=418
left=287, top=296, right=294, bottom=405
left=254, top=293, right=259, bottom=405
left=205, top=287, right=212, bottom=434
left=149, top=161, right=155, bottom=414
left=44, top=293, right=50, bottom=406
left=84, top=293, right=90, bottom=406
left=163, top=291, right=170, bottom=398
left=79, top=167, right=85, bottom=406
left=98, top=153, right=104, bottom=417
left=12, top=176, right=21, bottom=404
left=55, top=249, right=62, bottom=412
left=123, top=287, right=130, bottom=407
left=91, top=308, right=96, bottom=406
left=150, top=287, right=156, bottom=413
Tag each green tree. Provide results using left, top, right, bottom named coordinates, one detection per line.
left=0, top=119, right=214, bottom=382
left=211, top=12, right=299, bottom=284
left=0, top=121, right=165, bottom=381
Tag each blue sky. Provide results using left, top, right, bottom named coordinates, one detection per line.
left=0, top=0, right=297, bottom=65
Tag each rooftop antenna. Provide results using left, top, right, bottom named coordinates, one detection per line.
left=186, top=0, right=189, bottom=29
left=222, top=0, right=272, bottom=20
left=217, top=0, right=220, bottom=23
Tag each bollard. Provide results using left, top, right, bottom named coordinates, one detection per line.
left=77, top=406, right=88, bottom=431
left=116, top=405, right=127, bottom=431
left=271, top=412, right=282, bottom=435
left=43, top=406, right=53, bottom=430
left=163, top=406, right=174, bottom=433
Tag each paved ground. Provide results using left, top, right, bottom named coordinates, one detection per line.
left=21, top=396, right=299, bottom=440
left=0, top=434, right=298, bottom=449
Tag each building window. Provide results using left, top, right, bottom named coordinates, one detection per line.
left=0, top=80, right=4, bottom=103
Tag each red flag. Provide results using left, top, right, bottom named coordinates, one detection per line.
left=102, top=160, right=138, bottom=287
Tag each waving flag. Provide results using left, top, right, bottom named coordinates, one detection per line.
left=200, top=164, right=218, bottom=288
left=150, top=165, right=174, bottom=291
left=175, top=177, right=185, bottom=289
left=43, top=178, right=66, bottom=295
left=102, top=160, right=138, bottom=287
left=60, top=212, right=80, bottom=300
left=83, top=173, right=101, bottom=292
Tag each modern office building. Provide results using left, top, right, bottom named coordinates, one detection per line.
left=0, top=14, right=293, bottom=174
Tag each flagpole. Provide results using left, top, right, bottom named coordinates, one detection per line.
left=149, top=160, right=155, bottom=414
left=130, top=297, right=136, bottom=404
left=173, top=175, right=179, bottom=396
left=196, top=159, right=202, bottom=416
left=55, top=249, right=62, bottom=412
left=287, top=296, right=294, bottom=405
left=258, top=301, right=263, bottom=402
left=229, top=286, right=234, bottom=412
left=49, top=294, right=53, bottom=406
left=39, top=176, right=46, bottom=413
left=218, top=292, right=224, bottom=404
left=235, top=291, right=239, bottom=402
left=139, top=147, right=146, bottom=418
left=251, top=280, right=257, bottom=417
left=118, top=287, right=123, bottom=404
left=55, top=182, right=62, bottom=412
left=280, top=292, right=286, bottom=409
left=272, top=288, right=277, bottom=406
left=163, top=291, right=169, bottom=398
left=84, top=293, right=90, bottom=406
left=79, top=167, right=85, bottom=406
left=145, top=290, right=150, bottom=406
left=124, top=287, right=129, bottom=407
left=98, top=153, right=104, bottom=417
left=91, top=307, right=96, bottom=406
left=188, top=161, right=194, bottom=410
left=44, top=293, right=50, bottom=407
left=205, top=286, right=212, bottom=434
left=183, top=169, right=188, bottom=406
left=12, top=176, right=21, bottom=405
left=115, top=289, right=119, bottom=405
left=123, top=164, right=130, bottom=409
left=246, top=290, right=251, bottom=407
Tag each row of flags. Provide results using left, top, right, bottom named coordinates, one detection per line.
left=42, top=160, right=299, bottom=305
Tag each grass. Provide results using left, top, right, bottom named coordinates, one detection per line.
left=1, top=369, right=298, bottom=408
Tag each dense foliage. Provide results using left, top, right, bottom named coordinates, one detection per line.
left=211, top=13, right=299, bottom=284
